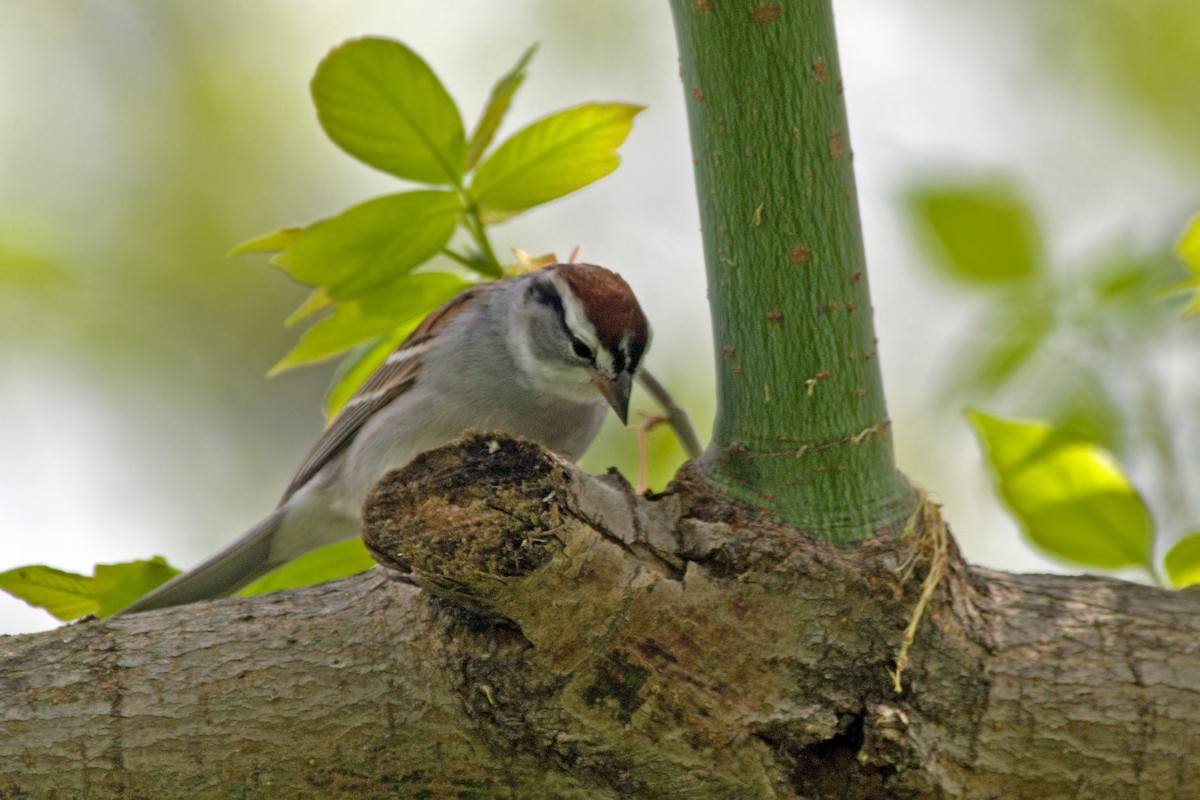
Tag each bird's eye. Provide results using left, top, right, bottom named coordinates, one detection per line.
left=570, top=337, right=594, bottom=362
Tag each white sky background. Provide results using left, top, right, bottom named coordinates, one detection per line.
left=2, top=1, right=1197, bottom=634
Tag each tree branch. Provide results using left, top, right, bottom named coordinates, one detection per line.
left=669, top=0, right=915, bottom=539
left=5, top=434, right=1198, bottom=798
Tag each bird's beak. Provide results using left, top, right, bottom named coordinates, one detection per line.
left=591, top=370, right=632, bottom=425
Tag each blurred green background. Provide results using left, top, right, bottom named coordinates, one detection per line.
left=3, top=1, right=1199, bottom=632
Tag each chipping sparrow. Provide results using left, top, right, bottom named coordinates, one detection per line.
left=119, top=263, right=650, bottom=614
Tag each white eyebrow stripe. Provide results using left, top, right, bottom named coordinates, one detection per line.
left=616, top=331, right=633, bottom=372
left=594, top=346, right=614, bottom=375
left=550, top=273, right=600, bottom=346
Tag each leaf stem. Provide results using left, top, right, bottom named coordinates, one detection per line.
left=439, top=248, right=477, bottom=270
left=460, top=199, right=503, bottom=276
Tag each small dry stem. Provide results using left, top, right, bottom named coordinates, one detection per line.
left=890, top=488, right=950, bottom=693
left=635, top=412, right=668, bottom=494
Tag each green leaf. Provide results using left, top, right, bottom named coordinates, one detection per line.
left=466, top=44, right=537, bottom=170
left=323, top=330, right=411, bottom=418
left=1179, top=214, right=1200, bottom=271
left=960, top=307, right=1054, bottom=392
left=0, top=245, right=68, bottom=290
left=267, top=190, right=462, bottom=300
left=270, top=272, right=469, bottom=374
left=470, top=103, right=643, bottom=218
left=93, top=557, right=180, bottom=617
left=1164, top=532, right=1200, bottom=588
left=238, top=538, right=376, bottom=597
left=908, top=182, right=1043, bottom=284
left=1053, top=380, right=1126, bottom=455
left=968, top=410, right=1154, bottom=571
left=967, top=336, right=1042, bottom=393
left=1174, top=214, right=1200, bottom=315
left=228, top=227, right=303, bottom=256
left=349, top=271, right=470, bottom=319
left=285, top=288, right=333, bottom=327
left=0, top=565, right=98, bottom=621
left=1092, top=258, right=1164, bottom=306
left=270, top=308, right=399, bottom=375
left=311, top=37, right=466, bottom=184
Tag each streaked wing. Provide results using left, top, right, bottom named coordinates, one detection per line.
left=278, top=285, right=485, bottom=503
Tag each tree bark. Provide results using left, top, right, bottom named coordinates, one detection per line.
left=5, top=434, right=1198, bottom=799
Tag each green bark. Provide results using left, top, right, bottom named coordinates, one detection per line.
left=669, top=0, right=914, bottom=542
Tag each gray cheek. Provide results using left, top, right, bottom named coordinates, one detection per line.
left=527, top=311, right=568, bottom=365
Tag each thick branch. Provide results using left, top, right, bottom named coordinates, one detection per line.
left=669, top=0, right=914, bottom=539
left=4, top=435, right=1199, bottom=798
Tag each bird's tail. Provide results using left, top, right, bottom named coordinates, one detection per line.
left=115, top=509, right=287, bottom=615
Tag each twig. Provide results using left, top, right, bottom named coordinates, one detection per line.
left=635, top=369, right=703, bottom=460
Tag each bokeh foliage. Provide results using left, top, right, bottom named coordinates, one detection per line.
left=910, top=178, right=1200, bottom=586
left=1029, top=1, right=1200, bottom=167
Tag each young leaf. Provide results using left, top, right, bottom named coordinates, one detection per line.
left=968, top=410, right=1154, bottom=571
left=1164, top=532, right=1200, bottom=588
left=469, top=103, right=643, bottom=218
left=1179, top=213, right=1200, bottom=271
left=350, top=271, right=470, bottom=319
left=907, top=181, right=1043, bottom=284
left=270, top=272, right=469, bottom=374
left=237, top=538, right=376, bottom=597
left=266, top=190, right=462, bottom=300
left=1092, top=256, right=1169, bottom=307
left=93, top=557, right=180, bottom=617
left=1175, top=213, right=1200, bottom=315
left=312, top=37, right=467, bottom=184
left=959, top=307, right=1054, bottom=393
left=0, top=245, right=67, bottom=290
left=0, top=565, right=98, bottom=621
left=229, top=227, right=303, bottom=256
left=466, top=44, right=538, bottom=170
left=1053, top=380, right=1126, bottom=454
left=286, top=287, right=333, bottom=327
left=270, top=307, right=402, bottom=375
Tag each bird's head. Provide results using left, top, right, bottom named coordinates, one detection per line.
left=518, top=263, right=651, bottom=424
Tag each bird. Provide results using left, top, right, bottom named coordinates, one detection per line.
left=117, top=262, right=650, bottom=614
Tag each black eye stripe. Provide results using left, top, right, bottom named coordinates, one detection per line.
left=529, top=279, right=566, bottom=322
left=571, top=337, right=595, bottom=362
left=531, top=279, right=598, bottom=363
left=529, top=278, right=574, bottom=339
left=626, top=337, right=645, bottom=373
left=612, top=348, right=626, bottom=374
